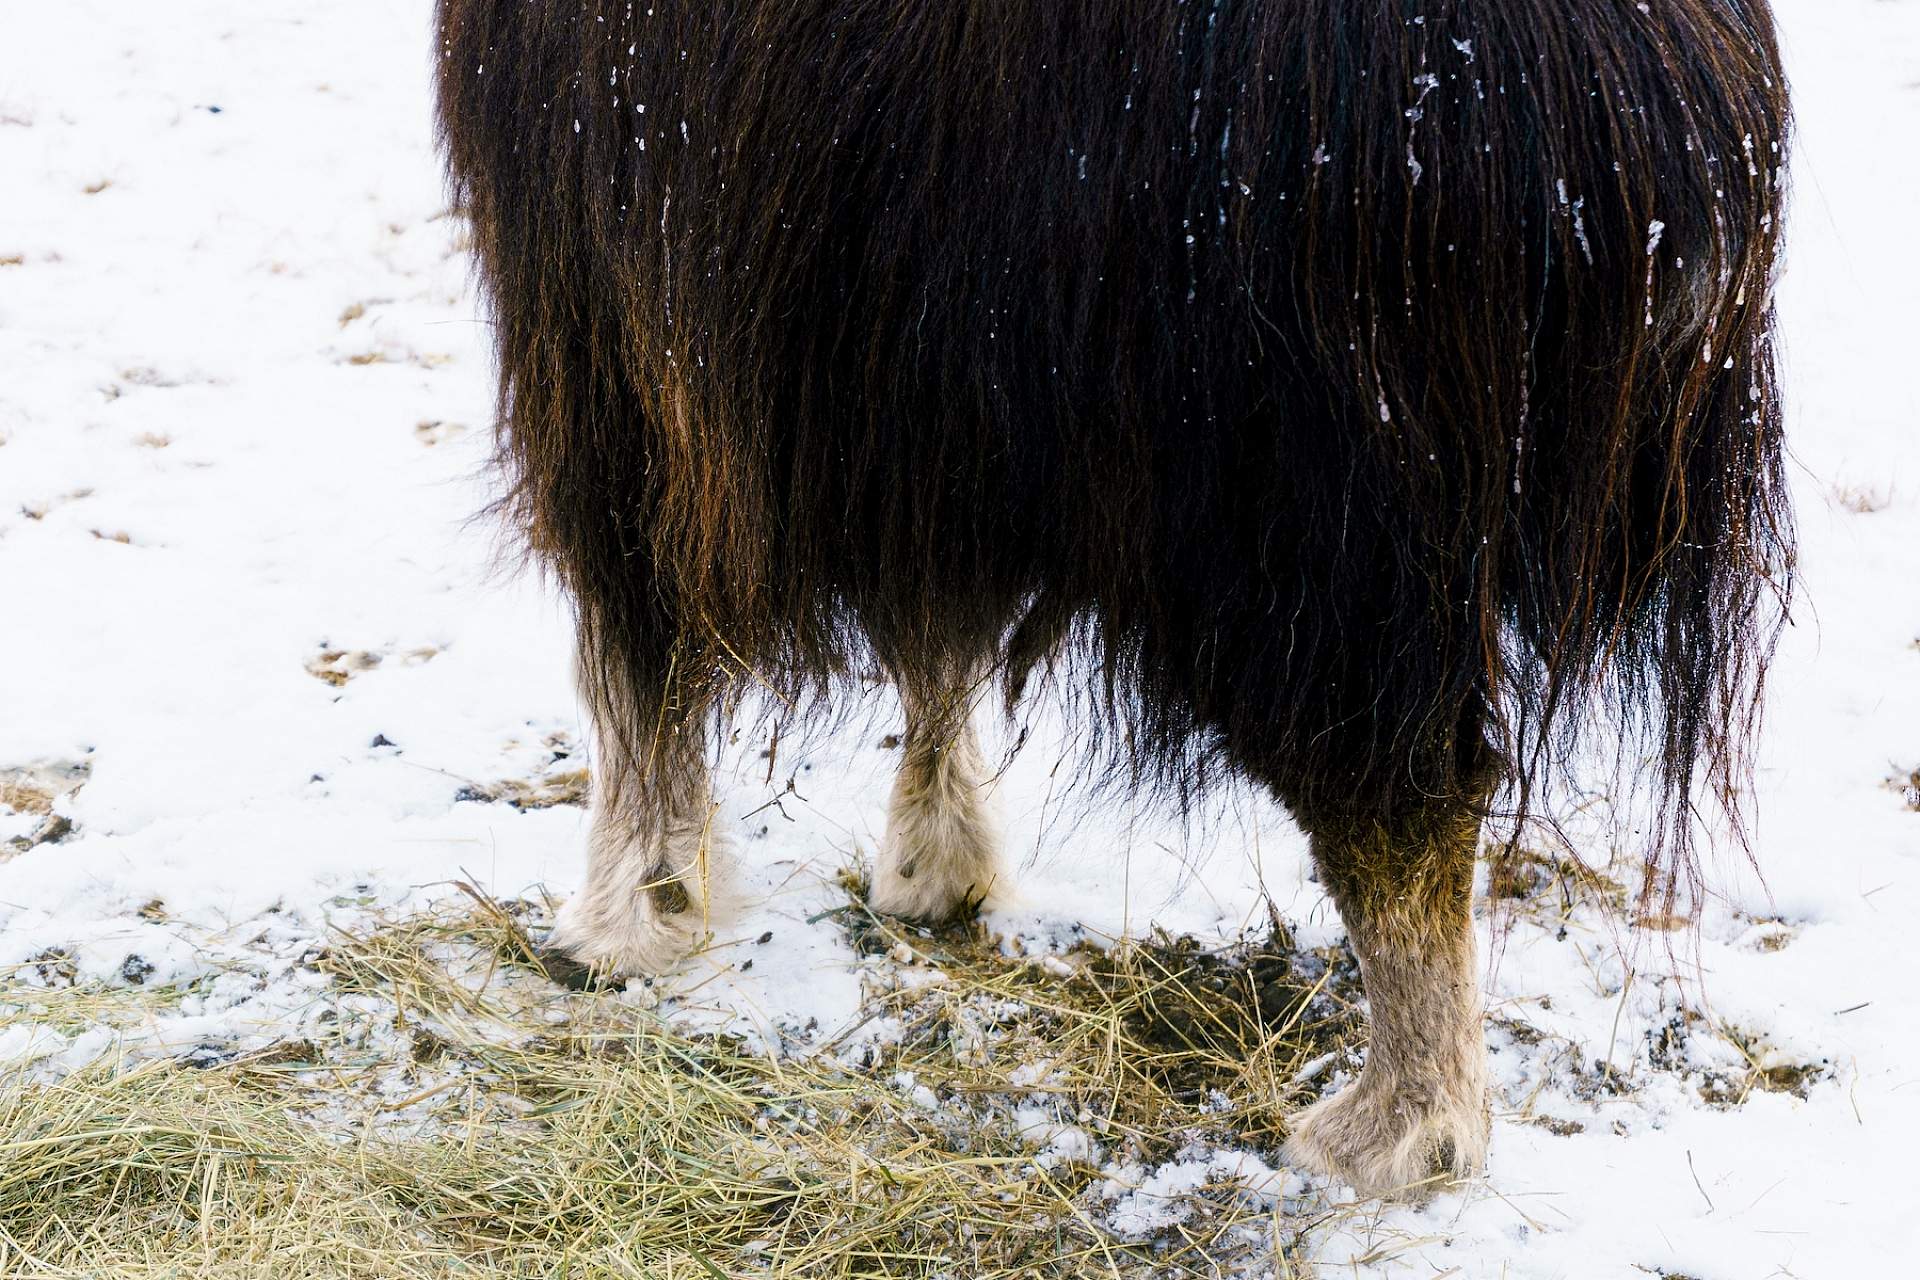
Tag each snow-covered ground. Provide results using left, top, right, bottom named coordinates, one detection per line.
left=1, top=2, right=1914, bottom=1273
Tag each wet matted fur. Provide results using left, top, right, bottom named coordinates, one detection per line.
left=436, top=0, right=1791, bottom=1196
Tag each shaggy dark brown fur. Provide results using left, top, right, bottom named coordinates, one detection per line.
left=435, top=0, right=1789, bottom=1191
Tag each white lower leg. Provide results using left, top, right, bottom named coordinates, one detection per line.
left=869, top=687, right=1002, bottom=920
left=1283, top=805, right=1490, bottom=1201
left=549, top=730, right=730, bottom=978
left=1284, top=930, right=1488, bottom=1199
left=550, top=810, right=726, bottom=976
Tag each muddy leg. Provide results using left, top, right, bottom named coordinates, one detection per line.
left=868, top=673, right=1002, bottom=920
left=1284, top=798, right=1490, bottom=1200
left=547, top=683, right=729, bottom=978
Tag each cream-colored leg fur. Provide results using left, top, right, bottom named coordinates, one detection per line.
left=548, top=720, right=730, bottom=977
left=868, top=678, right=1002, bottom=920
left=1284, top=808, right=1490, bottom=1201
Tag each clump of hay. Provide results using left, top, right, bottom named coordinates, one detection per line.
left=0, top=889, right=1364, bottom=1278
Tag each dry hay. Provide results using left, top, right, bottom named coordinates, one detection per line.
left=0, top=888, right=1366, bottom=1279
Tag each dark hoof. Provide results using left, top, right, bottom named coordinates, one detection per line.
left=532, top=943, right=603, bottom=991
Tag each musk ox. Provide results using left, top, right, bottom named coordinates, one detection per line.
left=435, top=0, right=1791, bottom=1198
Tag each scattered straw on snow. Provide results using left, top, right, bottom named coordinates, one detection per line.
left=0, top=887, right=1371, bottom=1278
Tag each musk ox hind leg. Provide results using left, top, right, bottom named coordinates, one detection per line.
left=545, top=668, right=730, bottom=982
left=1283, top=791, right=1491, bottom=1201
left=868, top=671, right=1003, bottom=922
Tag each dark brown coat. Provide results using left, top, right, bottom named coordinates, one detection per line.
left=437, top=0, right=1791, bottom=912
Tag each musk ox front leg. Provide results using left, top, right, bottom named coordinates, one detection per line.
left=547, top=674, right=730, bottom=980
left=868, top=673, right=1002, bottom=921
left=1285, top=798, right=1489, bottom=1200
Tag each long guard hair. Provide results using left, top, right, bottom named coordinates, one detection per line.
left=436, top=0, right=1792, bottom=911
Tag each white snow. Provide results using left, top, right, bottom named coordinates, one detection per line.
left=2, top=0, right=1917, bottom=1272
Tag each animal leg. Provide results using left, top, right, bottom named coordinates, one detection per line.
left=869, top=672, right=1002, bottom=920
left=1283, top=797, right=1490, bottom=1200
left=547, top=680, right=729, bottom=979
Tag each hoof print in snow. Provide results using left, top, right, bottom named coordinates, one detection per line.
left=29, top=948, right=79, bottom=988
left=307, top=643, right=439, bottom=686
left=2, top=758, right=90, bottom=857
left=1698, top=1029, right=1831, bottom=1107
left=409, top=1028, right=451, bottom=1064
left=20, top=487, right=95, bottom=519
left=455, top=735, right=588, bottom=810
left=414, top=419, right=468, bottom=446
left=452, top=770, right=589, bottom=811
left=1, top=759, right=90, bottom=809
left=1527, top=1116, right=1586, bottom=1137
left=184, top=1044, right=236, bottom=1070
left=343, top=347, right=453, bottom=370
left=309, top=649, right=382, bottom=685
left=1829, top=480, right=1891, bottom=515
left=7, top=812, right=74, bottom=855
left=1741, top=914, right=1798, bottom=953
left=1646, top=1015, right=1831, bottom=1109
